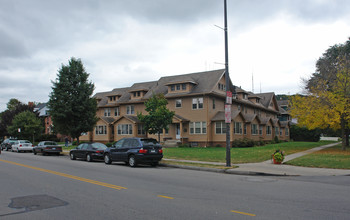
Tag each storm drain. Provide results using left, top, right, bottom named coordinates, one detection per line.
left=1, top=194, right=68, bottom=217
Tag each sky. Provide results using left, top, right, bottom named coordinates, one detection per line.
left=1, top=0, right=350, bottom=112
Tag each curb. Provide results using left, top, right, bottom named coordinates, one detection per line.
left=160, top=163, right=294, bottom=176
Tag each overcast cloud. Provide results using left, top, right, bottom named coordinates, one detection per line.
left=1, top=0, right=350, bottom=111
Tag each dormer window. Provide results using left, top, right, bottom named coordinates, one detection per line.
left=109, top=96, right=116, bottom=102
left=171, top=85, right=175, bottom=91
left=176, top=84, right=181, bottom=90
left=218, top=83, right=226, bottom=91
left=133, top=91, right=141, bottom=98
left=182, top=83, right=187, bottom=90
left=243, top=94, right=248, bottom=99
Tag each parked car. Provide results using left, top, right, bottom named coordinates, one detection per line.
left=1, top=138, right=17, bottom=151
left=70, top=142, right=108, bottom=162
left=11, top=140, right=34, bottom=152
left=103, top=138, right=163, bottom=167
left=33, top=141, right=62, bottom=156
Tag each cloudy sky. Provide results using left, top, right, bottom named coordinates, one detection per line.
left=1, top=0, right=350, bottom=111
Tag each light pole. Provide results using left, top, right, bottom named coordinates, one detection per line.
left=224, top=0, right=231, bottom=167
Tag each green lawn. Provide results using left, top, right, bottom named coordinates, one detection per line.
left=163, top=141, right=335, bottom=164
left=285, top=144, right=350, bottom=169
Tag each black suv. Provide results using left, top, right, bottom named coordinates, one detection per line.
left=1, top=139, right=17, bottom=151
left=104, top=138, right=163, bottom=167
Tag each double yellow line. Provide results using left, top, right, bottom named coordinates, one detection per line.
left=0, top=159, right=127, bottom=190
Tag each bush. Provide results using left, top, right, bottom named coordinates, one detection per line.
left=106, top=142, right=113, bottom=147
left=232, top=138, right=256, bottom=148
left=290, top=125, right=321, bottom=142
left=178, top=144, right=190, bottom=148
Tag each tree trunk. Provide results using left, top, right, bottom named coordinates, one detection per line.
left=341, top=117, right=346, bottom=151
left=158, top=133, right=160, bottom=143
left=77, top=137, right=80, bottom=146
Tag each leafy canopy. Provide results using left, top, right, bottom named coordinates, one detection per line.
left=48, top=57, right=98, bottom=143
left=138, top=93, right=175, bottom=142
left=7, top=111, right=43, bottom=140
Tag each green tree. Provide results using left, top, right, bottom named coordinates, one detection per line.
left=48, top=57, right=98, bottom=144
left=0, top=101, right=34, bottom=138
left=7, top=111, right=42, bottom=141
left=291, top=39, right=350, bottom=150
left=138, top=93, right=175, bottom=142
left=7, top=98, right=21, bottom=111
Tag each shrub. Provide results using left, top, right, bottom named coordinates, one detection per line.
left=232, top=138, right=256, bottom=148
left=290, top=125, right=321, bottom=142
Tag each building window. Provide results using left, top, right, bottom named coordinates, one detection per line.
left=109, top=96, right=116, bottom=102
left=238, top=104, right=241, bottom=111
left=189, top=122, right=206, bottom=134
left=138, top=124, right=146, bottom=135
left=251, top=124, right=258, bottom=135
left=212, top=98, right=215, bottom=109
left=171, top=85, right=175, bottom=91
left=126, top=105, right=134, bottom=115
left=176, top=84, right=181, bottom=90
left=175, top=99, right=182, bottom=108
left=234, top=122, right=242, bottom=134
left=104, top=108, right=111, bottom=116
left=192, top=97, right=203, bottom=109
left=95, top=125, right=107, bottom=135
left=215, top=121, right=226, bottom=134
left=218, top=83, right=225, bottom=91
left=114, top=107, right=120, bottom=116
left=243, top=94, right=248, bottom=99
left=259, top=125, right=263, bottom=135
left=275, top=127, right=279, bottom=136
left=244, top=124, right=247, bottom=135
left=182, top=83, right=187, bottom=90
left=117, top=124, right=132, bottom=135
left=267, top=126, right=272, bottom=135
left=285, top=128, right=289, bottom=136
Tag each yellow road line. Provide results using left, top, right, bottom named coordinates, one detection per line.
left=157, top=195, right=174, bottom=199
left=231, top=210, right=256, bottom=216
left=0, top=159, right=127, bottom=190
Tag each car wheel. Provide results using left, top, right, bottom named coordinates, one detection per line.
left=70, top=153, right=76, bottom=160
left=86, top=154, right=93, bottom=162
left=104, top=154, right=112, bottom=164
left=128, top=155, right=137, bottom=167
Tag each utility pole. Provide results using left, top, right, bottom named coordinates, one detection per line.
left=224, top=0, right=231, bottom=167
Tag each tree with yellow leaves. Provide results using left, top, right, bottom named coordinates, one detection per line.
left=291, top=39, right=350, bottom=150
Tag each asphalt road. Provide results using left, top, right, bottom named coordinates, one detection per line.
left=0, top=151, right=349, bottom=220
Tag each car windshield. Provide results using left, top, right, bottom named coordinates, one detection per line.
left=92, top=143, right=107, bottom=150
left=141, top=139, right=159, bottom=146
left=45, top=142, right=57, bottom=145
left=19, top=140, right=31, bottom=144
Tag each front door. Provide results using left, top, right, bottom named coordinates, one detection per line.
left=176, top=124, right=180, bottom=139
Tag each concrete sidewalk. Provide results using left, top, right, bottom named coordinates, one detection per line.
left=163, top=142, right=350, bottom=176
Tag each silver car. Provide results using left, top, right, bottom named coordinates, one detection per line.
left=11, top=140, right=34, bottom=153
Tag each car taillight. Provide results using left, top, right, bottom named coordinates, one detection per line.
left=95, top=150, right=103, bottom=153
left=19, top=144, right=22, bottom=147
left=159, top=149, right=163, bottom=154
left=139, top=148, right=147, bottom=154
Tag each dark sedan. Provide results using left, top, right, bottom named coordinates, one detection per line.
left=70, top=142, right=108, bottom=162
left=104, top=138, right=163, bottom=167
left=1, top=139, right=17, bottom=151
left=33, top=141, right=62, bottom=155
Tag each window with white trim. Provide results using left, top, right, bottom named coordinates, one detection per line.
left=114, top=107, right=120, bottom=116
left=285, top=128, right=289, bottom=136
left=104, top=108, right=111, bottom=116
left=175, top=99, right=182, bottom=108
left=192, top=97, right=203, bottom=109
left=95, top=125, right=107, bottom=135
left=215, top=121, right=226, bottom=134
left=117, top=124, right=133, bottom=135
left=126, top=105, right=135, bottom=115
left=251, top=124, right=258, bottom=135
left=234, top=122, right=242, bottom=134
left=189, top=122, right=206, bottom=134
left=266, top=126, right=272, bottom=135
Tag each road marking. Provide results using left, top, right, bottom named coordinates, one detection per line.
left=157, top=195, right=174, bottom=199
left=0, top=159, right=127, bottom=190
left=230, top=210, right=256, bottom=216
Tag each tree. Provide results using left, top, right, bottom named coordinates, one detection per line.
left=291, top=38, right=350, bottom=150
left=7, top=98, right=21, bottom=111
left=7, top=111, right=43, bottom=141
left=48, top=57, right=98, bottom=144
left=0, top=100, right=34, bottom=138
left=138, top=93, right=175, bottom=142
